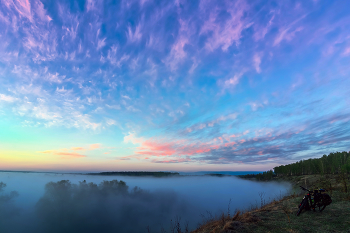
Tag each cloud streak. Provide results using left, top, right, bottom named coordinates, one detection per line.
left=1, top=0, right=350, bottom=170
left=39, top=150, right=86, bottom=159
left=37, top=144, right=102, bottom=159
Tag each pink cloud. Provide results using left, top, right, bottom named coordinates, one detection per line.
left=34, top=0, right=52, bottom=22
left=164, top=19, right=191, bottom=71
left=126, top=23, right=142, bottom=43
left=165, top=36, right=188, bottom=71
left=123, top=127, right=293, bottom=164
left=224, top=142, right=236, bottom=147
left=55, top=152, right=86, bottom=158
left=38, top=143, right=101, bottom=158
left=295, top=127, right=306, bottom=134
left=140, top=0, right=150, bottom=7
left=97, top=38, right=106, bottom=50
left=106, top=45, right=118, bottom=65
left=210, top=144, right=220, bottom=150
left=124, top=133, right=214, bottom=159
left=201, top=0, right=251, bottom=51
left=254, top=14, right=275, bottom=41
left=178, top=145, right=211, bottom=156
left=274, top=26, right=304, bottom=46
left=38, top=150, right=55, bottom=154
left=137, top=140, right=177, bottom=156
left=224, top=74, right=241, bottom=87
left=38, top=150, right=86, bottom=158
left=89, top=143, right=100, bottom=150
left=86, top=0, right=96, bottom=12
left=11, top=0, right=33, bottom=22
left=189, top=57, right=199, bottom=74
left=343, top=47, right=350, bottom=56
left=273, top=14, right=307, bottom=46
left=71, top=147, right=84, bottom=151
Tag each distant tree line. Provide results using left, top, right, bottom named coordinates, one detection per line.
left=274, top=151, right=350, bottom=176
left=204, top=174, right=226, bottom=177
left=87, top=171, right=180, bottom=177
left=238, top=170, right=275, bottom=181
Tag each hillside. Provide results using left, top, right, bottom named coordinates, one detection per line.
left=191, top=174, right=350, bottom=233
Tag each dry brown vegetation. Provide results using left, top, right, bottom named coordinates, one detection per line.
left=191, top=174, right=350, bottom=233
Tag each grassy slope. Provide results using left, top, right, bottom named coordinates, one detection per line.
left=192, top=175, right=350, bottom=233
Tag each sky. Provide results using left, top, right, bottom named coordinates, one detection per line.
left=0, top=0, right=350, bottom=172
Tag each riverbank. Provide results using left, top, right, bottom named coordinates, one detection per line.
left=191, top=174, right=350, bottom=233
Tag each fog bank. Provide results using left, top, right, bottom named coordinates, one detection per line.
left=0, top=172, right=291, bottom=232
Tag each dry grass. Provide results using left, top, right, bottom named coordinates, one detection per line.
left=191, top=174, right=350, bottom=233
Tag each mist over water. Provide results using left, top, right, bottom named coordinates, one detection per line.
left=0, top=172, right=291, bottom=233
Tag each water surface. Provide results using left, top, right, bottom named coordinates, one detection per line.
left=0, top=171, right=290, bottom=233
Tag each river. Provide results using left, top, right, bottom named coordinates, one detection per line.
left=0, top=171, right=291, bottom=233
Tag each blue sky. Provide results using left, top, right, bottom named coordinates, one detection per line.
left=0, top=0, right=350, bottom=172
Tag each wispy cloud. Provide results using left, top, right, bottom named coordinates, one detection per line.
left=164, top=19, right=190, bottom=71
left=106, top=104, right=121, bottom=110
left=89, top=143, right=100, bottom=150
left=120, top=104, right=350, bottom=164
left=185, top=113, right=238, bottom=133
left=0, top=93, right=17, bottom=102
left=38, top=150, right=86, bottom=159
left=222, top=72, right=245, bottom=89
left=97, top=38, right=106, bottom=51
left=273, top=14, right=307, bottom=46
left=253, top=53, right=262, bottom=73
left=37, top=143, right=101, bottom=159
left=1, top=0, right=350, bottom=170
left=71, top=147, right=84, bottom=151
left=200, top=0, right=251, bottom=51
left=126, top=23, right=142, bottom=43
left=86, top=0, right=97, bottom=12
left=343, top=47, right=350, bottom=56
left=254, top=12, right=275, bottom=41
left=6, top=0, right=33, bottom=22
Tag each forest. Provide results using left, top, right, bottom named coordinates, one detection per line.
left=239, top=151, right=350, bottom=180
left=274, top=151, right=350, bottom=176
